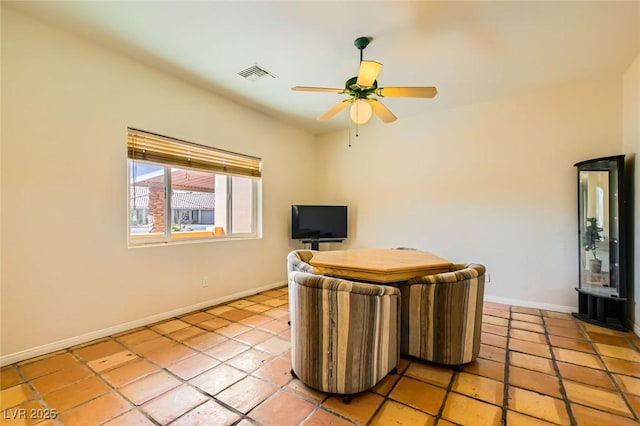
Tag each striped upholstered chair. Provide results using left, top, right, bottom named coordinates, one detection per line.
left=287, top=249, right=317, bottom=275
left=397, top=263, right=486, bottom=366
left=288, top=271, right=400, bottom=401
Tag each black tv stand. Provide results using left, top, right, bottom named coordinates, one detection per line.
left=301, top=239, right=344, bottom=251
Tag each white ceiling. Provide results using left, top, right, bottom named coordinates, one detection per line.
left=8, top=1, right=640, bottom=135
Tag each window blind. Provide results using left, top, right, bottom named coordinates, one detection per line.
left=127, top=128, right=262, bottom=178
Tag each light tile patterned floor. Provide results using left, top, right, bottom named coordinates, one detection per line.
left=2, top=287, right=640, bottom=425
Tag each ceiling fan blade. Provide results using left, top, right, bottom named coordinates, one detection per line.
left=369, top=99, right=397, bottom=123
left=356, top=61, right=383, bottom=88
left=319, top=100, right=351, bottom=121
left=292, top=86, right=345, bottom=94
left=377, top=87, right=438, bottom=98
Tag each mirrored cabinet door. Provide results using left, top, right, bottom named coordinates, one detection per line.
left=574, top=155, right=628, bottom=330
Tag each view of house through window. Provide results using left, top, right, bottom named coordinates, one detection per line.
left=127, top=129, right=261, bottom=245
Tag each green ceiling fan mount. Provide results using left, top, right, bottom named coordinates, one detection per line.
left=353, top=36, right=371, bottom=52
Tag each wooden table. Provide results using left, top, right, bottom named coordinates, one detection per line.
left=309, top=248, right=453, bottom=283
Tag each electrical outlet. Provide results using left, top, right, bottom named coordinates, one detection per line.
left=202, top=276, right=209, bottom=288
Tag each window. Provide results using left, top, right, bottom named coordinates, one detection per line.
left=127, top=129, right=261, bottom=245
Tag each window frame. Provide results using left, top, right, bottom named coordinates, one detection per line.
left=127, top=129, right=262, bottom=247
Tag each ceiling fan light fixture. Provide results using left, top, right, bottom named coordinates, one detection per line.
left=356, top=61, right=382, bottom=88
left=349, top=99, right=373, bottom=124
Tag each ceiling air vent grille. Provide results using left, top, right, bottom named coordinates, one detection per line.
left=238, top=64, right=277, bottom=82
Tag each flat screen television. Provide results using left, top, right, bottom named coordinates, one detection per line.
left=291, top=205, right=347, bottom=243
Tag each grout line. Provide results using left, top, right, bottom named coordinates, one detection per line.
left=501, top=308, right=511, bottom=426
left=364, top=366, right=402, bottom=425
left=108, top=303, right=282, bottom=423
left=108, top=315, right=279, bottom=424
left=435, top=359, right=460, bottom=423
left=584, top=325, right=640, bottom=422
left=542, top=311, right=578, bottom=426
left=104, top=326, right=190, bottom=425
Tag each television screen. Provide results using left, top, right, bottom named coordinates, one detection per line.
left=291, top=205, right=347, bottom=240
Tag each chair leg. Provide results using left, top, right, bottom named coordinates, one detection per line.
left=454, top=364, right=463, bottom=372
left=390, top=367, right=398, bottom=375
left=290, top=369, right=297, bottom=379
left=342, top=394, right=352, bottom=404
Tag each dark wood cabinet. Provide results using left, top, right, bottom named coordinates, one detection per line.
left=573, top=155, right=629, bottom=330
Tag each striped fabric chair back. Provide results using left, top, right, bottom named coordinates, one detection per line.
left=287, top=250, right=316, bottom=275
left=398, top=263, right=486, bottom=365
left=288, top=271, right=401, bottom=396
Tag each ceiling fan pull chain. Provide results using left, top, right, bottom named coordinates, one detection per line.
left=347, top=118, right=358, bottom=147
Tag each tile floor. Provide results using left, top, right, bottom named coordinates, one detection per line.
left=2, top=287, right=640, bottom=425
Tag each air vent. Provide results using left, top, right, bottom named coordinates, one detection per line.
left=238, top=64, right=277, bottom=82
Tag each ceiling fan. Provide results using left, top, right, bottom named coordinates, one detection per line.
left=292, top=36, right=437, bottom=125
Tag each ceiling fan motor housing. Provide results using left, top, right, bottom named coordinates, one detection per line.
left=345, top=76, right=377, bottom=98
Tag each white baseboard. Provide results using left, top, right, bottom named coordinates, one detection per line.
left=0, top=281, right=287, bottom=367
left=484, top=295, right=577, bottom=314
left=5, top=286, right=636, bottom=366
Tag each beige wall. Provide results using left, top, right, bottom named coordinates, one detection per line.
left=316, top=76, right=623, bottom=311
left=623, top=54, right=640, bottom=333
left=1, top=8, right=316, bottom=362
left=2, top=6, right=637, bottom=363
